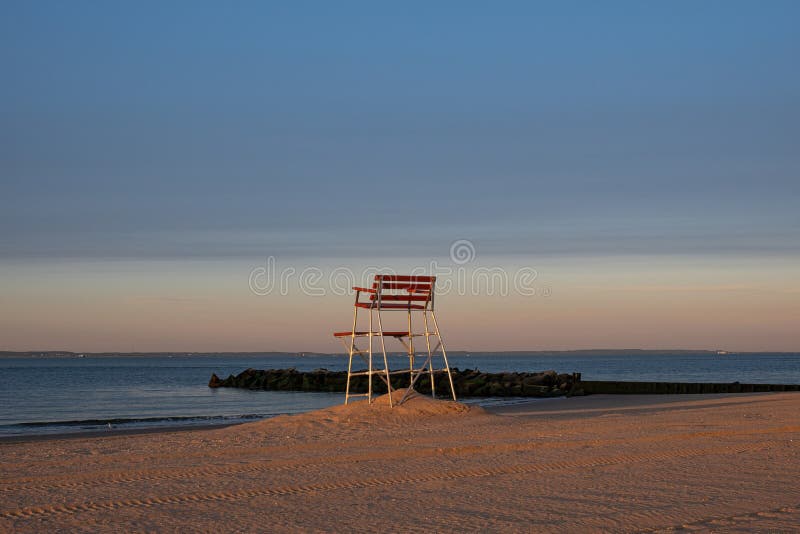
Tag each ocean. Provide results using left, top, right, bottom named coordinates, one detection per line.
left=2, top=352, right=799, bottom=438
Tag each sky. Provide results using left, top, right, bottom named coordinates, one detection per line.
left=1, top=1, right=798, bottom=352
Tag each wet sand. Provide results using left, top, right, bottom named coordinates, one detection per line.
left=2, top=391, right=799, bottom=532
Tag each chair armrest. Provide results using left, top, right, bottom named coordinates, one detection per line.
left=353, top=286, right=377, bottom=293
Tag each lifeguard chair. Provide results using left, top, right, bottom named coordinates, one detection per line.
left=333, top=275, right=456, bottom=407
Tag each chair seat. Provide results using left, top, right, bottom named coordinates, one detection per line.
left=354, top=302, right=427, bottom=310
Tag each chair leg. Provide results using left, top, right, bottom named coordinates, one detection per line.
left=368, top=309, right=373, bottom=403
left=430, top=311, right=457, bottom=401
left=423, top=311, right=435, bottom=398
left=407, top=309, right=414, bottom=384
left=376, top=308, right=392, bottom=407
left=345, top=305, right=358, bottom=404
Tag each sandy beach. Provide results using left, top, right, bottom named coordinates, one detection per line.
left=2, top=391, right=799, bottom=533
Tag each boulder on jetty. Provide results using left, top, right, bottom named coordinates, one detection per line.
left=208, top=368, right=583, bottom=398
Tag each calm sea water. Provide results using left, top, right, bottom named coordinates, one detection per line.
left=1, top=352, right=798, bottom=437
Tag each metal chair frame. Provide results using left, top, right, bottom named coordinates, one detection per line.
left=333, top=275, right=457, bottom=407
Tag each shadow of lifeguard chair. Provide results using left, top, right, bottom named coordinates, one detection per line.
left=333, top=275, right=457, bottom=407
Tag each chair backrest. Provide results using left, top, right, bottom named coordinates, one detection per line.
left=363, top=275, right=436, bottom=310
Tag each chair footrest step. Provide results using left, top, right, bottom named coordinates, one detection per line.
left=334, top=331, right=412, bottom=338
left=334, top=331, right=436, bottom=338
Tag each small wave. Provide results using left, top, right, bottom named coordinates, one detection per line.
left=1, top=413, right=270, bottom=431
left=462, top=396, right=563, bottom=408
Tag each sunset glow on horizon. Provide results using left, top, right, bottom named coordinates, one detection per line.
left=1, top=252, right=797, bottom=353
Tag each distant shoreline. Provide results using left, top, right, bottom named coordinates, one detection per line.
left=3, top=349, right=797, bottom=359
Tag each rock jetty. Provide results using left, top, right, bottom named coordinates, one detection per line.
left=208, top=368, right=583, bottom=397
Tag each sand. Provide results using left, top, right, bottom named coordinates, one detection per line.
left=2, top=389, right=799, bottom=532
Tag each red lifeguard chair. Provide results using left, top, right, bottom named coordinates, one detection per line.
left=333, top=275, right=457, bottom=406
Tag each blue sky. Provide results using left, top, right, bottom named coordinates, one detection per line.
left=1, top=1, right=798, bottom=351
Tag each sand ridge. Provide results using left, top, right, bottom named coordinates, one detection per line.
left=1, top=392, right=799, bottom=532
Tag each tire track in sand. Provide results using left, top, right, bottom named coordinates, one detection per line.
left=4, top=421, right=794, bottom=496
left=646, top=504, right=800, bottom=533
left=0, top=442, right=769, bottom=522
